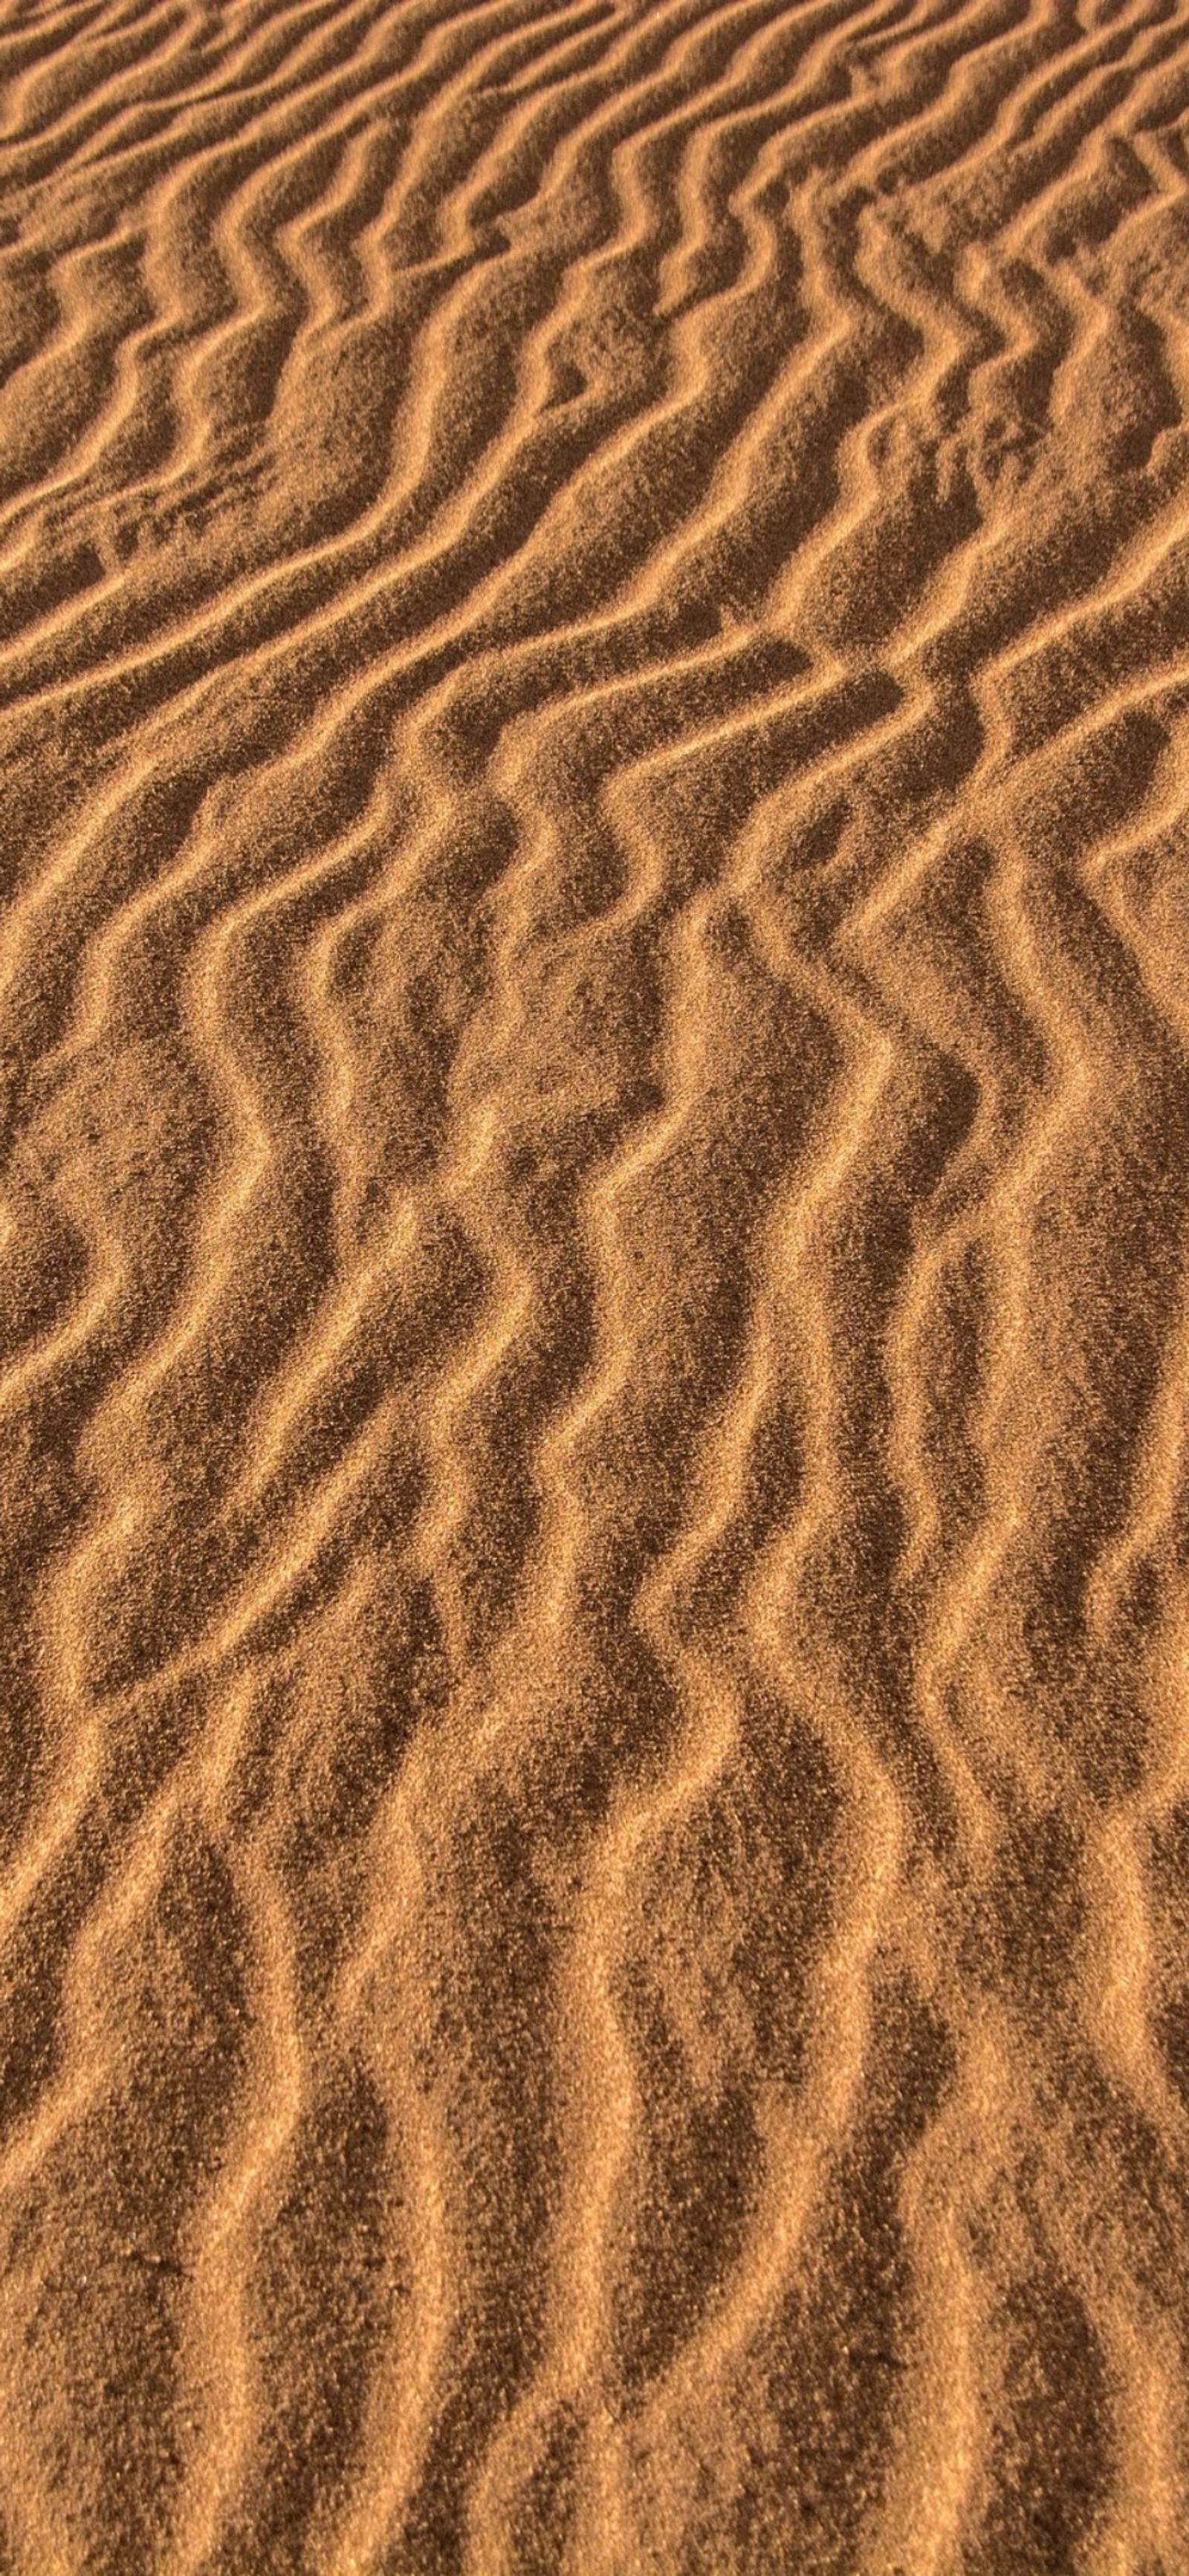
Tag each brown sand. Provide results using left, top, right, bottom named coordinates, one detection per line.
left=1, top=0, right=1189, bottom=2567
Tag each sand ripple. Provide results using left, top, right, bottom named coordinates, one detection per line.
left=3, top=0, right=1189, bottom=2565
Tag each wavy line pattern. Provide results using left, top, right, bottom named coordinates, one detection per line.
left=2, top=0, right=1189, bottom=2565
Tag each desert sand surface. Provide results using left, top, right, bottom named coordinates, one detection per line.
left=4, top=0, right=1189, bottom=2569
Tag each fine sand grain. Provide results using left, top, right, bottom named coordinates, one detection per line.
left=3, top=0, right=1189, bottom=2567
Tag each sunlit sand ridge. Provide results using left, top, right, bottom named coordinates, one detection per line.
left=2, top=0, right=1189, bottom=2566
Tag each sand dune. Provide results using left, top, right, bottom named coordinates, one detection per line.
left=2, top=0, right=1189, bottom=2565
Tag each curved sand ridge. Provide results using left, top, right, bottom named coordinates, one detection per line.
left=2, top=0, right=1189, bottom=2566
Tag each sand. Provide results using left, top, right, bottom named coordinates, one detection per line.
left=1, top=0, right=1189, bottom=2566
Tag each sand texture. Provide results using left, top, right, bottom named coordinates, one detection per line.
left=4, top=0, right=1189, bottom=2566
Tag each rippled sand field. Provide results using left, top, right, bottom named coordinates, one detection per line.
left=4, top=0, right=1189, bottom=2567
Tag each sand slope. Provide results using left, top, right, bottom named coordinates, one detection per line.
left=2, top=0, right=1189, bottom=2566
